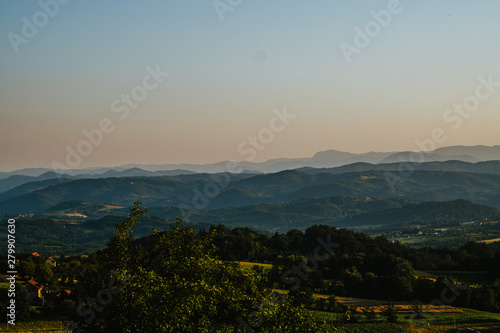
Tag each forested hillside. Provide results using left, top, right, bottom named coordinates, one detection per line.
left=3, top=169, right=500, bottom=215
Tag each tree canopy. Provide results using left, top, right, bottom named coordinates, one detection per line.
left=72, top=202, right=324, bottom=332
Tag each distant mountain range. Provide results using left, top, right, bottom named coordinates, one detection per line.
left=0, top=169, right=197, bottom=193
left=297, top=160, right=500, bottom=175
left=2, top=144, right=500, bottom=232
left=1, top=145, right=499, bottom=180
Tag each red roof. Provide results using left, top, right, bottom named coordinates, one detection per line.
left=26, top=280, right=43, bottom=290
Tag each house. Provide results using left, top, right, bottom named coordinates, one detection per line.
left=46, top=257, right=57, bottom=267
left=32, top=252, right=41, bottom=257
left=24, top=280, right=44, bottom=305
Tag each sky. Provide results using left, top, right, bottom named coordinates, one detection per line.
left=1, top=0, right=500, bottom=171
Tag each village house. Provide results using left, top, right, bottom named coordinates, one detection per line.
left=46, top=256, right=57, bottom=267
left=24, top=280, right=45, bottom=305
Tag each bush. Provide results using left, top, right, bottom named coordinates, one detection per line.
left=383, top=303, right=398, bottom=323
left=60, top=299, right=76, bottom=316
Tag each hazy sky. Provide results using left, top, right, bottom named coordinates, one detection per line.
left=1, top=0, right=499, bottom=171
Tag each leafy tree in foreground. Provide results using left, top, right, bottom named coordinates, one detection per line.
left=73, top=202, right=326, bottom=332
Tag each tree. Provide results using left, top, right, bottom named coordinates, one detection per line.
left=102, top=201, right=147, bottom=272
left=341, top=266, right=363, bottom=294
left=327, top=294, right=342, bottom=313
left=55, top=262, right=71, bottom=283
left=60, top=299, right=76, bottom=316
left=410, top=299, right=425, bottom=319
left=73, top=202, right=324, bottom=332
left=383, top=302, right=398, bottom=323
left=19, top=260, right=35, bottom=278
left=289, top=287, right=314, bottom=308
left=378, top=256, right=415, bottom=300
left=362, top=306, right=377, bottom=321
left=34, top=263, right=54, bottom=285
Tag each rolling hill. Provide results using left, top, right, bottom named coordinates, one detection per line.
left=345, top=199, right=500, bottom=226
left=3, top=169, right=500, bottom=214
left=297, top=160, right=500, bottom=175
left=11, top=196, right=500, bottom=235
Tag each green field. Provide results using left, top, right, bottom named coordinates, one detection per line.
left=3, top=301, right=500, bottom=332
left=236, top=261, right=273, bottom=271
left=398, top=308, right=500, bottom=332
left=310, top=307, right=500, bottom=332
left=0, top=321, right=67, bottom=332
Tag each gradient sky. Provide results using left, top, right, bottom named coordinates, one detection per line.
left=1, top=0, right=500, bottom=171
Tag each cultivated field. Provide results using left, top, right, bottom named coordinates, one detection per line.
left=334, top=296, right=462, bottom=314
left=479, top=237, right=500, bottom=244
